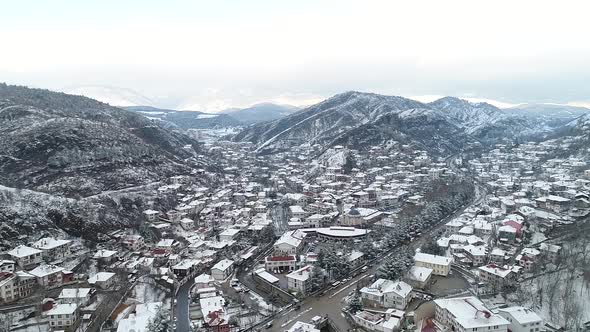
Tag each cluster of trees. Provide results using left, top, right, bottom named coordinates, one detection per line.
left=377, top=247, right=414, bottom=280
left=317, top=245, right=352, bottom=280
left=383, top=179, right=474, bottom=251
left=421, top=237, right=445, bottom=256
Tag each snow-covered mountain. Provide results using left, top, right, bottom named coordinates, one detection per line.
left=427, top=96, right=553, bottom=143
left=221, top=103, right=299, bottom=124
left=503, top=103, right=590, bottom=128
left=0, top=84, right=209, bottom=197
left=63, top=85, right=155, bottom=107
left=233, top=92, right=551, bottom=155
left=125, top=106, right=241, bottom=129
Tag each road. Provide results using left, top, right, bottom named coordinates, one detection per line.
left=176, top=278, right=195, bottom=332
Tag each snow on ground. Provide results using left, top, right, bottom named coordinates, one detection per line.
left=248, top=290, right=277, bottom=316
left=508, top=238, right=590, bottom=329
left=131, top=276, right=168, bottom=303
left=530, top=231, right=547, bottom=244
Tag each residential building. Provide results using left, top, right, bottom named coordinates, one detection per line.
left=88, top=272, right=116, bottom=289
left=58, top=288, right=92, bottom=306
left=210, top=259, right=234, bottom=281
left=32, top=238, right=72, bottom=260
left=286, top=265, right=312, bottom=295
left=29, top=265, right=72, bottom=288
left=498, top=306, right=543, bottom=332
left=478, top=264, right=515, bottom=288
left=6, top=245, right=43, bottom=269
left=360, top=279, right=413, bottom=310
left=434, top=296, right=510, bottom=332
left=414, top=252, right=452, bottom=276
left=47, top=303, right=79, bottom=331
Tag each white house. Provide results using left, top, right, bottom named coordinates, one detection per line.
left=88, top=272, right=116, bottom=289
left=286, top=265, right=312, bottom=295
left=194, top=273, right=215, bottom=289
left=273, top=230, right=306, bottom=255
left=498, top=306, right=543, bottom=332
left=46, top=303, right=79, bottom=331
left=360, top=279, right=413, bottom=310
left=210, top=259, right=234, bottom=281
left=434, top=296, right=510, bottom=332
left=219, top=228, right=240, bottom=242
left=414, top=252, right=452, bottom=276
left=29, top=265, right=69, bottom=288
left=58, top=288, right=92, bottom=306
left=32, top=238, right=72, bottom=260
left=6, top=245, right=43, bottom=269
left=405, top=266, right=433, bottom=289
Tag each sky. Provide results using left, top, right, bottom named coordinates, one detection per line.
left=1, top=0, right=590, bottom=112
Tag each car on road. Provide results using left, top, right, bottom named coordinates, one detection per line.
left=265, top=321, right=273, bottom=329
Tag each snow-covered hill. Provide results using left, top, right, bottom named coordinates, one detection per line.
left=124, top=106, right=241, bottom=129
left=0, top=84, right=207, bottom=197
left=232, top=92, right=550, bottom=155
left=504, top=103, right=590, bottom=128
left=221, top=103, right=299, bottom=124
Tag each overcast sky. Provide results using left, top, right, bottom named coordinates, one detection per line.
left=2, top=0, right=590, bottom=111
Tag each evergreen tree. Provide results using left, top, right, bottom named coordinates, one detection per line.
left=348, top=288, right=363, bottom=314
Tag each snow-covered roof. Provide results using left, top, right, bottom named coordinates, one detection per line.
left=539, top=243, right=561, bottom=253
left=275, top=230, right=306, bottom=248
left=93, top=249, right=117, bottom=259
left=59, top=288, right=91, bottom=299
left=498, top=306, right=543, bottom=324
left=219, top=228, right=240, bottom=236
left=414, top=252, right=452, bottom=266
left=434, top=296, right=510, bottom=329
left=211, top=259, right=234, bottom=272
left=407, top=266, right=433, bottom=282
left=194, top=273, right=214, bottom=284
left=46, top=303, right=78, bottom=316
left=347, top=250, right=364, bottom=262
left=286, top=265, right=312, bottom=282
left=32, top=238, right=72, bottom=250
left=199, top=295, right=225, bottom=316
left=29, top=264, right=64, bottom=277
left=7, top=245, right=42, bottom=258
left=287, top=321, right=320, bottom=332
left=316, top=226, right=369, bottom=238
left=254, top=268, right=279, bottom=284
left=88, top=272, right=116, bottom=284
left=361, top=279, right=412, bottom=298
left=156, top=239, right=175, bottom=247
left=478, top=264, right=512, bottom=278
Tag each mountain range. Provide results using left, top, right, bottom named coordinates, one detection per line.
left=233, top=91, right=587, bottom=155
